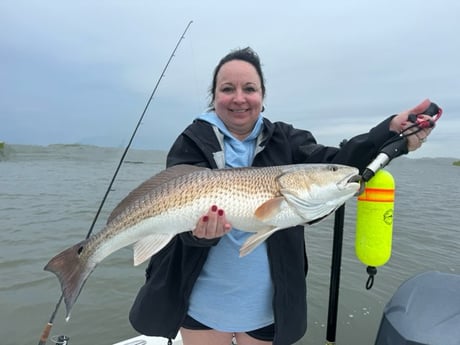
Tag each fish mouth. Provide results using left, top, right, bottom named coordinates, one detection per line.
left=348, top=174, right=365, bottom=196
left=339, top=173, right=364, bottom=196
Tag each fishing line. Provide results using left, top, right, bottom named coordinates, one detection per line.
left=37, top=20, right=194, bottom=345
left=84, top=19, right=193, bottom=239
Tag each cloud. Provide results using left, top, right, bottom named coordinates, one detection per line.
left=1, top=0, right=459, bottom=157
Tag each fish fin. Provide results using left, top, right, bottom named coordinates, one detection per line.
left=133, top=234, right=175, bottom=266
left=239, top=227, right=281, bottom=257
left=280, top=188, right=332, bottom=222
left=44, top=239, right=96, bottom=320
left=254, top=197, right=285, bottom=221
left=108, top=165, right=208, bottom=224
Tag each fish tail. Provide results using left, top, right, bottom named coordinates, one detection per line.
left=44, top=239, right=96, bottom=319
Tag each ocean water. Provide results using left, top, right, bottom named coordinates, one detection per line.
left=0, top=144, right=459, bottom=345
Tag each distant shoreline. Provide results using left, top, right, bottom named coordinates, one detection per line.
left=1, top=142, right=459, bottom=161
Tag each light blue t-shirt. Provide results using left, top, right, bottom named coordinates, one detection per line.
left=187, top=112, right=274, bottom=332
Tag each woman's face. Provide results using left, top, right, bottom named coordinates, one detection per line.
left=213, top=60, right=263, bottom=140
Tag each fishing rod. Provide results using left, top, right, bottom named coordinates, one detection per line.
left=37, top=20, right=193, bottom=345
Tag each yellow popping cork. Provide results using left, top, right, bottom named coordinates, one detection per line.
left=355, top=169, right=395, bottom=267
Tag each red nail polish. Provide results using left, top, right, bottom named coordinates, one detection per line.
left=211, top=205, right=218, bottom=212
left=218, top=209, right=224, bottom=216
left=202, top=216, right=209, bottom=222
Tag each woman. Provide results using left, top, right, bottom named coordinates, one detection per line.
left=129, top=47, right=433, bottom=345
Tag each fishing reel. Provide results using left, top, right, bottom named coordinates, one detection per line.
left=51, top=335, right=70, bottom=345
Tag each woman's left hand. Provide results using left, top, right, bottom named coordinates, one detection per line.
left=389, top=99, right=435, bottom=151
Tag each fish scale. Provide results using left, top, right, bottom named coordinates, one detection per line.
left=109, top=167, right=280, bottom=232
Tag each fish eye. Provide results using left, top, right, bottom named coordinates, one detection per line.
left=329, top=165, right=338, bottom=172
left=77, top=246, right=84, bottom=255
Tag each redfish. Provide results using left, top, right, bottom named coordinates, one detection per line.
left=45, top=163, right=361, bottom=319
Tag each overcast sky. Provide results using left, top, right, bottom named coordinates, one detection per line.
left=1, top=0, right=459, bottom=158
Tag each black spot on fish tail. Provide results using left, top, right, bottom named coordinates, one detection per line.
left=44, top=238, right=97, bottom=319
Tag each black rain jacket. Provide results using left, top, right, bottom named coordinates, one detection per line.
left=129, top=116, right=397, bottom=345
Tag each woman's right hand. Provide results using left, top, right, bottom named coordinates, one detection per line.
left=192, top=205, right=232, bottom=239
left=389, top=99, right=434, bottom=151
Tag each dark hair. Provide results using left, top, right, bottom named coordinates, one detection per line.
left=207, top=47, right=266, bottom=110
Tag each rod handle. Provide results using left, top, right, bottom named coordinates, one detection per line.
left=38, top=322, right=52, bottom=345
